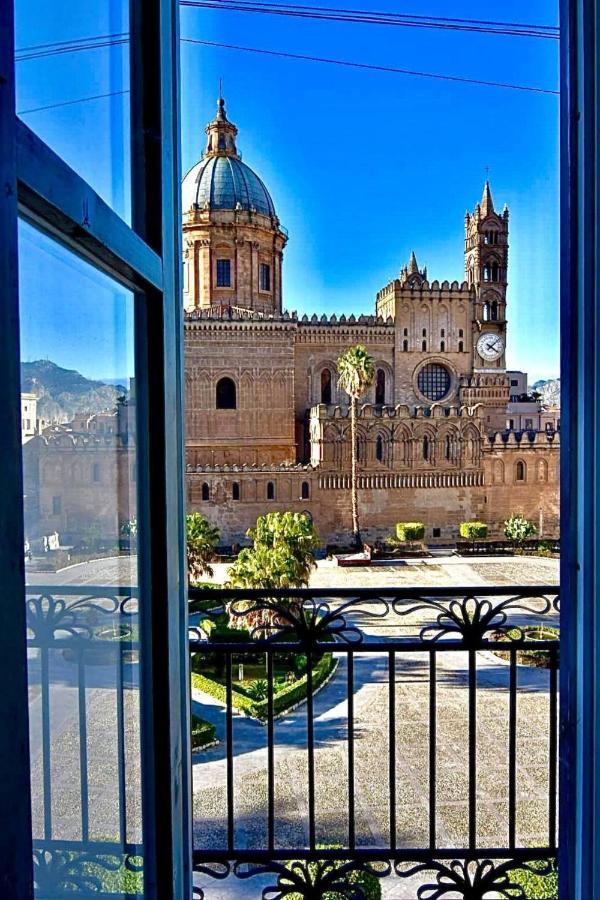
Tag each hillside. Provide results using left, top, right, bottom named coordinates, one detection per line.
left=532, top=377, right=560, bottom=408
left=21, top=360, right=128, bottom=424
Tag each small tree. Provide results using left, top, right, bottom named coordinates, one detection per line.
left=186, top=512, right=220, bottom=581
left=227, top=511, right=320, bottom=633
left=395, top=522, right=425, bottom=552
left=459, top=521, right=489, bottom=551
left=504, top=514, right=536, bottom=550
left=336, top=345, right=376, bottom=549
left=248, top=511, right=320, bottom=584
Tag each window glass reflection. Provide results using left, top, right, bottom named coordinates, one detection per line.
left=19, top=221, right=142, bottom=897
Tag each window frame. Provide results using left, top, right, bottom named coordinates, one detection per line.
left=0, top=2, right=191, bottom=898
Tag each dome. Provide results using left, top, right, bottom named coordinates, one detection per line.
left=182, top=95, right=278, bottom=218
left=182, top=154, right=277, bottom=217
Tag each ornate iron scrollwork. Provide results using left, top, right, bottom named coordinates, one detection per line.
left=233, top=857, right=392, bottom=899
left=394, top=857, right=555, bottom=899
left=393, top=591, right=555, bottom=646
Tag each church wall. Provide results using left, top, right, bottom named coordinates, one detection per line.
left=293, top=320, right=395, bottom=416
left=186, top=440, right=559, bottom=545
left=184, top=320, right=297, bottom=466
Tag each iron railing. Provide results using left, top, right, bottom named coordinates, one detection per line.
left=25, top=583, right=559, bottom=898
left=190, top=585, right=559, bottom=898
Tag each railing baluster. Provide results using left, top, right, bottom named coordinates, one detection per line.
left=549, top=645, right=558, bottom=849
left=508, top=647, right=517, bottom=850
left=267, top=651, right=275, bottom=852
left=116, top=642, right=127, bottom=845
left=347, top=651, right=355, bottom=851
left=306, top=649, right=316, bottom=851
left=389, top=650, right=396, bottom=851
left=429, top=651, right=436, bottom=851
left=41, top=644, right=52, bottom=840
left=226, top=652, right=234, bottom=853
left=468, top=649, right=477, bottom=850
left=78, top=655, right=89, bottom=843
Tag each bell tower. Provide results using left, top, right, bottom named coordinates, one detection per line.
left=462, top=181, right=510, bottom=432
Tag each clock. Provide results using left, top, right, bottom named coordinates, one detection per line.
left=476, top=332, right=505, bottom=361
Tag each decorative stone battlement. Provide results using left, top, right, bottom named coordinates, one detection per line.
left=488, top=429, right=560, bottom=448
left=186, top=462, right=315, bottom=473
left=310, top=402, right=485, bottom=420
left=376, top=278, right=473, bottom=301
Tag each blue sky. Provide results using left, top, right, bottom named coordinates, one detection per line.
left=16, top=0, right=559, bottom=383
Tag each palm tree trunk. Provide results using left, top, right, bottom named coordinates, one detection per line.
left=350, top=395, right=362, bottom=549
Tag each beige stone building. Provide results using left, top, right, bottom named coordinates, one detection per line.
left=182, top=97, right=560, bottom=545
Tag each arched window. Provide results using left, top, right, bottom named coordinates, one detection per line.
left=458, top=341, right=464, bottom=353
left=422, top=340, right=427, bottom=351
left=267, top=481, right=275, bottom=500
left=440, top=341, right=445, bottom=352
left=459, top=328, right=464, bottom=337
left=483, top=266, right=490, bottom=282
left=201, top=482, right=209, bottom=501
left=516, top=461, right=525, bottom=482
left=491, top=300, right=498, bottom=321
left=445, top=435, right=452, bottom=460
left=375, top=369, right=386, bottom=405
left=422, top=328, right=427, bottom=337
left=301, top=481, right=310, bottom=500
left=232, top=482, right=240, bottom=500
left=483, top=303, right=490, bottom=321
left=403, top=327, right=408, bottom=336
left=491, top=263, right=499, bottom=282
left=403, top=340, right=408, bottom=352
left=423, top=435, right=430, bottom=461
left=441, top=328, right=445, bottom=337
left=216, top=376, right=236, bottom=409
left=376, top=434, right=384, bottom=462
left=321, top=368, right=332, bottom=404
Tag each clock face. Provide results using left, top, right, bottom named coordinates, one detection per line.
left=477, top=332, right=505, bottom=361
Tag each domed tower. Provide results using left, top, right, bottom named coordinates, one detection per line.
left=181, top=96, right=287, bottom=316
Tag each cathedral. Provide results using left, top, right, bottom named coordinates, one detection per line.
left=182, top=96, right=560, bottom=545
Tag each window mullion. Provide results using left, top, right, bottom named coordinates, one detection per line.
left=0, top=3, right=34, bottom=896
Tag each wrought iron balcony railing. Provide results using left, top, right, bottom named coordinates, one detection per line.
left=26, top=583, right=559, bottom=899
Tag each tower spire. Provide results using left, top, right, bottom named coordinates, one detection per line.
left=408, top=250, right=419, bottom=274
left=481, top=180, right=495, bottom=216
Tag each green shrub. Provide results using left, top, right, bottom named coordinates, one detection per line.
left=248, top=678, right=269, bottom=701
left=395, top=522, right=425, bottom=542
left=507, top=859, right=557, bottom=898
left=459, top=521, right=489, bottom=540
left=191, top=714, right=216, bottom=749
left=537, top=539, right=556, bottom=557
left=284, top=846, right=382, bottom=900
left=504, top=514, right=537, bottom=545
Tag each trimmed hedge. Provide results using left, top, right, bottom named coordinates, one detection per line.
left=191, top=652, right=337, bottom=721
left=459, top=521, right=489, bottom=540
left=191, top=714, right=217, bottom=749
left=395, top=522, right=425, bottom=542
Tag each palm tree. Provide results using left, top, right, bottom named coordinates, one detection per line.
left=336, top=344, right=375, bottom=549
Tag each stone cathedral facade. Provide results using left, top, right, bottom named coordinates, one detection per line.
left=183, top=97, right=559, bottom=545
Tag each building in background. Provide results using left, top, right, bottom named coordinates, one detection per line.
left=181, top=97, right=560, bottom=544
left=21, top=393, right=37, bottom=443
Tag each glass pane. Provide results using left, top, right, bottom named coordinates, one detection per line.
left=15, top=0, right=130, bottom=221
left=19, top=221, right=142, bottom=897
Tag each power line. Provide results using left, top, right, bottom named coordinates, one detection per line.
left=182, top=37, right=559, bottom=94
left=17, top=89, right=129, bottom=116
left=180, top=0, right=559, bottom=38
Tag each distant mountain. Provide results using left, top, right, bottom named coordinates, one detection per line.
left=532, top=377, right=561, bottom=408
left=21, top=360, right=128, bottom=424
